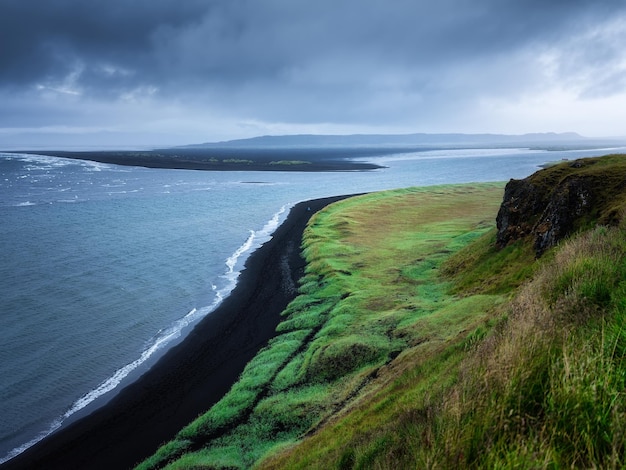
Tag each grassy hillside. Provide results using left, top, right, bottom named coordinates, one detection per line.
left=263, top=224, right=626, bottom=469
left=137, top=154, right=626, bottom=469
left=135, top=182, right=505, bottom=469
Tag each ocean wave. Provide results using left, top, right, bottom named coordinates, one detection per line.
left=0, top=301, right=219, bottom=464
left=226, top=230, right=256, bottom=275
left=106, top=189, right=140, bottom=195
left=6, top=199, right=81, bottom=207
left=260, top=204, right=288, bottom=237
left=225, top=203, right=289, bottom=275
left=62, top=306, right=212, bottom=418
left=0, top=419, right=63, bottom=465
left=219, top=203, right=290, bottom=299
left=1, top=152, right=114, bottom=172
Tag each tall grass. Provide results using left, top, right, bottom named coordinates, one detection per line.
left=392, top=226, right=626, bottom=469
left=262, top=222, right=626, bottom=469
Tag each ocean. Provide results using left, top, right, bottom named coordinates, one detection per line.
left=1, top=145, right=623, bottom=463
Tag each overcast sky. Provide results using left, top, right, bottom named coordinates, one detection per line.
left=1, top=0, right=626, bottom=148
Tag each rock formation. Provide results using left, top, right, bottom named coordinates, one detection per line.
left=496, top=156, right=626, bottom=257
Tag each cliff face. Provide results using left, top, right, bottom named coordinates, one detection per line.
left=496, top=155, right=626, bottom=257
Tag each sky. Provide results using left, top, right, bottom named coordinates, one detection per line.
left=1, top=0, right=626, bottom=148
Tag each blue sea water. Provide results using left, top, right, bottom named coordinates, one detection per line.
left=1, top=146, right=624, bottom=463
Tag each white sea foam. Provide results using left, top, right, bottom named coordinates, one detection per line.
left=224, top=203, right=289, bottom=278
left=0, top=304, right=216, bottom=464
left=62, top=306, right=210, bottom=418
left=0, top=419, right=63, bottom=465
left=1, top=152, right=113, bottom=172
left=107, top=189, right=140, bottom=195
left=260, top=204, right=288, bottom=237
left=226, top=230, right=256, bottom=275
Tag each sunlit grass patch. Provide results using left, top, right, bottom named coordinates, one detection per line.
left=162, top=446, right=242, bottom=470
left=305, top=334, right=391, bottom=382
left=176, top=387, right=258, bottom=441
left=253, top=384, right=331, bottom=434
left=394, top=294, right=503, bottom=344
left=134, top=439, right=192, bottom=470
left=442, top=229, right=537, bottom=294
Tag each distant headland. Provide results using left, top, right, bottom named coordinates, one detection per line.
left=6, top=131, right=626, bottom=172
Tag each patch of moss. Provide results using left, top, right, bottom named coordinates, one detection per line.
left=269, top=160, right=311, bottom=165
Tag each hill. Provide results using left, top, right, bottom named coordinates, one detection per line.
left=137, top=154, right=626, bottom=469
left=186, top=131, right=588, bottom=148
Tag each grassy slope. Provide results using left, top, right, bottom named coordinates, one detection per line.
left=138, top=154, right=626, bottom=469
left=262, top=155, right=626, bottom=469
left=135, top=182, right=506, bottom=469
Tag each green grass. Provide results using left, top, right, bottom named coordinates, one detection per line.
left=269, top=160, right=311, bottom=166
left=223, top=158, right=254, bottom=164
left=436, top=225, right=626, bottom=469
left=441, top=229, right=536, bottom=294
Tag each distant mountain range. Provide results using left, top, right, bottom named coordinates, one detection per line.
left=186, top=132, right=592, bottom=148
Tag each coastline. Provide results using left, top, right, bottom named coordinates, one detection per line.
left=1, top=195, right=352, bottom=470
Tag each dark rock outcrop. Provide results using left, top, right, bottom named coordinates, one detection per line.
left=496, top=156, right=626, bottom=257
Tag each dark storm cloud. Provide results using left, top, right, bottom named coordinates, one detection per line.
left=0, top=0, right=210, bottom=86
left=1, top=0, right=620, bottom=89
left=1, top=0, right=626, bottom=143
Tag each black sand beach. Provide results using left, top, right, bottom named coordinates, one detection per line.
left=2, top=195, right=350, bottom=470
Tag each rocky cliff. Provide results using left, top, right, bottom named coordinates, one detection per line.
left=496, top=155, right=626, bottom=256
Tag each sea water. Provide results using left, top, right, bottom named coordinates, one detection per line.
left=1, top=146, right=623, bottom=462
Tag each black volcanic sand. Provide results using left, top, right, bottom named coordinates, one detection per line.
left=2, top=195, right=352, bottom=470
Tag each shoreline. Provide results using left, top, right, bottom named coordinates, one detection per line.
left=1, top=195, right=352, bottom=470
